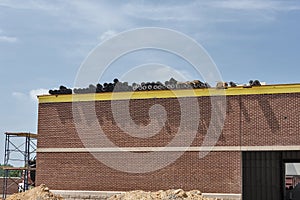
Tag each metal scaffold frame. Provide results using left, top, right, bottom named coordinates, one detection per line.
left=1, top=132, right=37, bottom=199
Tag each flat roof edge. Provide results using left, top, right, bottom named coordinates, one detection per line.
left=38, top=83, right=300, bottom=104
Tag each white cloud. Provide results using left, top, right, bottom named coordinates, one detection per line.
left=60, top=1, right=130, bottom=30
left=122, top=1, right=300, bottom=25
left=12, top=92, right=27, bottom=99
left=0, top=0, right=62, bottom=11
left=0, top=1, right=127, bottom=31
left=119, top=63, right=194, bottom=84
left=0, top=36, right=17, bottom=43
left=12, top=89, right=49, bottom=101
left=2, top=0, right=294, bottom=49
left=1, top=1, right=298, bottom=30
left=123, top=2, right=200, bottom=22
left=209, top=0, right=300, bottom=11
left=29, top=89, right=49, bottom=101
left=98, top=30, right=117, bottom=41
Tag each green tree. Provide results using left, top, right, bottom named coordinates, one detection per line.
left=0, top=164, right=21, bottom=177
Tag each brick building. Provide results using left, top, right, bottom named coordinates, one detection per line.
left=36, top=84, right=300, bottom=200
left=0, top=177, right=21, bottom=195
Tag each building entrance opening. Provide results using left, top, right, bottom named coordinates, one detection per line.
left=285, top=163, right=300, bottom=200
left=243, top=151, right=300, bottom=200
left=242, top=151, right=284, bottom=200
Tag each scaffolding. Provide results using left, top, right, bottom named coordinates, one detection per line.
left=1, top=132, right=37, bottom=199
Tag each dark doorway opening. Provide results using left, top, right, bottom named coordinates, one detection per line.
left=284, top=162, right=300, bottom=200
left=242, top=151, right=300, bottom=200
left=242, top=151, right=284, bottom=200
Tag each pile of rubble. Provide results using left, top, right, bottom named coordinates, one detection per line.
left=5, top=186, right=215, bottom=200
left=6, top=184, right=63, bottom=200
left=108, top=189, right=214, bottom=200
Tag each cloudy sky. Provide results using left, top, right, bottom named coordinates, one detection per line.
left=0, top=0, right=300, bottom=165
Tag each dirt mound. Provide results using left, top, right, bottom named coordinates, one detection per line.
left=108, top=189, right=213, bottom=200
left=6, top=184, right=63, bottom=200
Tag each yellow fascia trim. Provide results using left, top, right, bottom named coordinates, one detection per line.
left=38, top=83, right=300, bottom=104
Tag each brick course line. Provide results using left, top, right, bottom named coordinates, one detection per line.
left=37, top=145, right=300, bottom=152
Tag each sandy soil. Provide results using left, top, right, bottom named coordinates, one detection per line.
left=5, top=186, right=214, bottom=200
left=108, top=189, right=214, bottom=200
left=6, top=184, right=63, bottom=200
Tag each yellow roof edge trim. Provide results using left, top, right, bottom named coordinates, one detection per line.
left=38, top=83, right=300, bottom=104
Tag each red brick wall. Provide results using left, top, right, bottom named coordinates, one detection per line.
left=36, top=93, right=300, bottom=193
left=0, top=177, right=20, bottom=195
left=37, top=96, right=242, bottom=149
left=36, top=152, right=241, bottom=193
left=241, top=93, right=300, bottom=146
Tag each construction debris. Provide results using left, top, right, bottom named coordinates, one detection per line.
left=5, top=187, right=215, bottom=200
left=108, top=189, right=214, bottom=200
left=6, top=184, right=63, bottom=200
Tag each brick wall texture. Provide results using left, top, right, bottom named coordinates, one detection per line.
left=36, top=93, right=300, bottom=194
left=0, top=177, right=20, bottom=195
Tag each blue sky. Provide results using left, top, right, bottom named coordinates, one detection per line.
left=0, top=0, right=300, bottom=165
